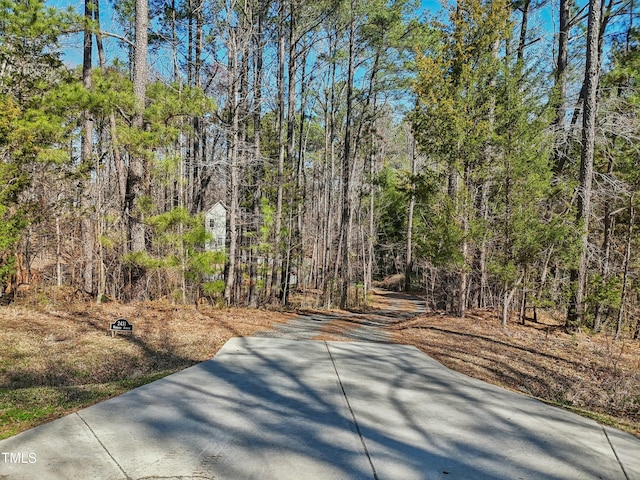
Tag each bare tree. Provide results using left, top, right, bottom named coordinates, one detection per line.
left=224, top=2, right=241, bottom=305
left=270, top=0, right=287, bottom=301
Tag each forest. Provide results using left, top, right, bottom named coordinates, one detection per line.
left=0, top=0, right=639, bottom=339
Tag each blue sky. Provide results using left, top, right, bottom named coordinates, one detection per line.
left=51, top=0, right=562, bottom=81
left=53, top=0, right=448, bottom=68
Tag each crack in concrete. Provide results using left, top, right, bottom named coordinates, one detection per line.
left=75, top=412, right=132, bottom=480
left=324, top=341, right=379, bottom=480
left=603, top=428, right=630, bottom=480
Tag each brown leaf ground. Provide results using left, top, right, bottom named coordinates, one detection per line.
left=0, top=287, right=292, bottom=439
left=0, top=287, right=638, bottom=440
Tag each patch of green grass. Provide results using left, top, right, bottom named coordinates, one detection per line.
left=0, top=370, right=177, bottom=440
left=539, top=397, right=640, bottom=437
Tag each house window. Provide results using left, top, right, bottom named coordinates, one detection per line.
left=209, top=218, right=216, bottom=229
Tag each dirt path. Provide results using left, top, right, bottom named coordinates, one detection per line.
left=255, top=289, right=427, bottom=343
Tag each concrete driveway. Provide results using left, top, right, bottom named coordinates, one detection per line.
left=0, top=337, right=638, bottom=479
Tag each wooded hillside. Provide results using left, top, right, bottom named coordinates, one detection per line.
left=1, top=0, right=639, bottom=338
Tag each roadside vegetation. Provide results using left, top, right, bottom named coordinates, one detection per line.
left=1, top=289, right=637, bottom=440
left=0, top=287, right=291, bottom=439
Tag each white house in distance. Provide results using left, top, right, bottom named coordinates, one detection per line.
left=205, top=201, right=227, bottom=251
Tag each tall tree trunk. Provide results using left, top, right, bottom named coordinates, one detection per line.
left=93, top=0, right=125, bottom=207
left=295, top=41, right=309, bottom=299
left=194, top=0, right=203, bottom=87
left=352, top=47, right=381, bottom=301
left=127, top=0, right=148, bottom=256
left=248, top=1, right=264, bottom=308
left=281, top=2, right=298, bottom=305
left=271, top=2, right=286, bottom=301
left=191, top=0, right=204, bottom=214
left=171, top=0, right=179, bottom=82
left=187, top=0, right=193, bottom=85
left=567, top=0, right=601, bottom=329
left=93, top=0, right=113, bottom=302
left=339, top=2, right=356, bottom=310
left=321, top=46, right=337, bottom=305
left=552, top=0, right=571, bottom=174
left=224, top=20, right=239, bottom=305
left=81, top=0, right=94, bottom=295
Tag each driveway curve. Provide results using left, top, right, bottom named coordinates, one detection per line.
left=257, top=289, right=428, bottom=343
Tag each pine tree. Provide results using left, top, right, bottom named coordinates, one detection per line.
left=0, top=0, right=73, bottom=299
left=412, top=0, right=559, bottom=321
